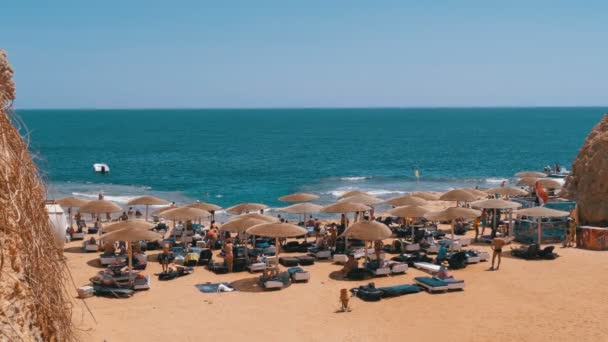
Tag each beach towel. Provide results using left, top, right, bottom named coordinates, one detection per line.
left=195, top=282, right=235, bottom=293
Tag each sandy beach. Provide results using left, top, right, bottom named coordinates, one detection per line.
left=65, top=226, right=608, bottom=342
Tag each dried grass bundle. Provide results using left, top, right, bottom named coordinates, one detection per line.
left=0, top=49, right=76, bottom=341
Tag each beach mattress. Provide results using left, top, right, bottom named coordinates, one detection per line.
left=248, top=262, right=266, bottom=272
left=352, top=285, right=383, bottom=302
left=367, top=251, right=387, bottom=261
left=279, top=257, right=299, bottom=267
left=288, top=267, right=310, bottom=282
left=404, top=243, right=420, bottom=252
left=84, top=243, right=99, bottom=252
left=133, top=275, right=151, bottom=290
left=333, top=254, right=348, bottom=264
left=389, top=262, right=408, bottom=274
left=93, top=285, right=134, bottom=298
left=424, top=244, right=439, bottom=254
left=311, top=249, right=331, bottom=259
left=378, top=284, right=421, bottom=298
left=465, top=255, right=481, bottom=264
left=77, top=285, right=95, bottom=299
left=414, top=277, right=449, bottom=292
left=99, top=255, right=127, bottom=266
left=441, top=278, right=465, bottom=290
left=297, top=255, right=315, bottom=266
left=72, top=232, right=85, bottom=240
left=413, top=262, right=441, bottom=274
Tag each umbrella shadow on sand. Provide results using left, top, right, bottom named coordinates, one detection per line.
left=229, top=277, right=266, bottom=293
left=86, top=258, right=105, bottom=269
left=63, top=246, right=83, bottom=254
left=328, top=270, right=350, bottom=281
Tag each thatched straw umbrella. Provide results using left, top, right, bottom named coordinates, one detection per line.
left=187, top=202, right=222, bottom=220
left=338, top=190, right=370, bottom=199
left=410, top=192, right=441, bottom=201
left=471, top=199, right=522, bottom=237
left=160, top=207, right=211, bottom=234
left=385, top=195, right=428, bottom=207
left=101, top=228, right=162, bottom=277
left=462, top=187, right=490, bottom=199
left=340, top=221, right=392, bottom=262
left=537, top=178, right=563, bottom=189
left=234, top=212, right=279, bottom=223
left=278, top=192, right=319, bottom=202
left=515, top=171, right=547, bottom=178
left=79, top=199, right=122, bottom=223
left=515, top=207, right=569, bottom=245
left=102, top=220, right=154, bottom=233
left=220, top=217, right=268, bottom=257
left=439, top=189, right=479, bottom=203
left=486, top=187, right=528, bottom=197
left=55, top=196, right=90, bottom=228
left=227, top=203, right=268, bottom=215
left=338, top=194, right=383, bottom=221
left=516, top=177, right=538, bottom=187
left=322, top=202, right=371, bottom=227
left=247, top=223, right=308, bottom=262
left=424, top=207, right=481, bottom=239
left=280, top=203, right=323, bottom=228
left=0, top=49, right=75, bottom=341
left=127, top=195, right=170, bottom=221
left=387, top=205, right=431, bottom=241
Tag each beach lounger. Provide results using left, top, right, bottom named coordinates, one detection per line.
left=351, top=248, right=366, bottom=259
left=414, top=277, right=449, bottom=293
left=279, top=257, right=299, bottom=267
left=403, top=242, right=420, bottom=252
left=351, top=283, right=383, bottom=302
left=422, top=244, right=439, bottom=254
left=448, top=252, right=468, bottom=269
left=465, top=249, right=489, bottom=262
left=77, top=285, right=95, bottom=298
left=367, top=251, right=387, bottom=261
left=99, top=254, right=127, bottom=266
left=392, top=253, right=433, bottom=266
left=413, top=262, right=441, bottom=274
left=378, top=284, right=422, bottom=298
left=297, top=255, right=315, bottom=266
left=366, top=261, right=390, bottom=277
left=288, top=267, right=310, bottom=282
left=248, top=262, right=267, bottom=272
left=282, top=241, right=301, bottom=253
left=511, top=244, right=540, bottom=260
left=387, top=261, right=408, bottom=274
left=308, top=247, right=331, bottom=259
left=209, top=262, right=229, bottom=274
left=93, top=284, right=134, bottom=298
left=87, top=227, right=99, bottom=234
left=133, top=274, right=151, bottom=290
left=158, top=267, right=194, bottom=281
left=83, top=242, right=99, bottom=252
left=263, top=246, right=276, bottom=256
left=441, top=278, right=465, bottom=290
left=71, top=232, right=85, bottom=240
left=440, top=239, right=462, bottom=251
left=333, top=254, right=348, bottom=264
left=259, top=272, right=291, bottom=290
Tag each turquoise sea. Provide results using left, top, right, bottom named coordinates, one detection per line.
left=18, top=108, right=605, bottom=214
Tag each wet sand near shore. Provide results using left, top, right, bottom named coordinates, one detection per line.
left=66, top=227, right=608, bottom=342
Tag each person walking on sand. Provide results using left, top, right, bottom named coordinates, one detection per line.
left=224, top=239, right=234, bottom=273
left=480, top=210, right=488, bottom=237
left=473, top=216, right=481, bottom=242
left=491, top=237, right=506, bottom=270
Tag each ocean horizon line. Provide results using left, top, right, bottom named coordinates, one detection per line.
left=15, top=105, right=608, bottom=112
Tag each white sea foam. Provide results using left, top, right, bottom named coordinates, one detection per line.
left=339, top=176, right=370, bottom=181
left=71, top=192, right=138, bottom=204
left=485, top=178, right=509, bottom=184
left=325, top=189, right=405, bottom=198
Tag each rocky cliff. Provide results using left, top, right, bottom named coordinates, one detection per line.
left=563, top=113, right=608, bottom=226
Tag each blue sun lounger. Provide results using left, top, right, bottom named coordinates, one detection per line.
left=414, top=276, right=465, bottom=293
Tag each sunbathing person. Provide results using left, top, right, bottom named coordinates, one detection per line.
left=88, top=236, right=97, bottom=245
left=491, top=237, right=506, bottom=270
left=342, top=255, right=358, bottom=275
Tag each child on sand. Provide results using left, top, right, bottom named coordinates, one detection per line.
left=340, top=289, right=351, bottom=312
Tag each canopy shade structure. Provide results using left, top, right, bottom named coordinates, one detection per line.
left=486, top=187, right=528, bottom=197
left=387, top=205, right=431, bottom=218
left=127, top=195, right=171, bottom=221
left=338, top=194, right=384, bottom=206
left=338, top=190, right=370, bottom=199
left=226, top=203, right=268, bottom=215
left=340, top=220, right=392, bottom=241
left=439, top=189, right=479, bottom=202
left=79, top=200, right=122, bottom=214
left=515, top=171, right=547, bottom=178
left=385, top=195, right=428, bottom=207
left=159, top=207, right=211, bottom=221
left=102, top=220, right=155, bottom=233
left=321, top=202, right=371, bottom=213
left=515, top=206, right=570, bottom=246
left=410, top=192, right=441, bottom=201
left=470, top=199, right=522, bottom=210
left=280, top=203, right=324, bottom=214
left=278, top=192, right=319, bottom=202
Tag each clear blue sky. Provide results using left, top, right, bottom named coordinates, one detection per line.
left=2, top=0, right=607, bottom=108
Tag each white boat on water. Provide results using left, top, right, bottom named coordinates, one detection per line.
left=93, top=163, right=110, bottom=173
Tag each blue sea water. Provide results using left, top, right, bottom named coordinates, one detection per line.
left=17, top=108, right=605, bottom=212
